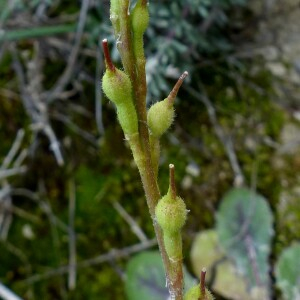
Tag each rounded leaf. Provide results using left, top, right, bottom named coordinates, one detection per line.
left=275, top=242, right=300, bottom=300
left=216, top=188, right=273, bottom=288
left=190, top=229, right=224, bottom=281
left=125, top=251, right=196, bottom=300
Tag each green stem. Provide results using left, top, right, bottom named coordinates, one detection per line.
left=165, top=232, right=184, bottom=299
left=110, top=1, right=184, bottom=298
left=118, top=0, right=136, bottom=84
left=128, top=134, right=183, bottom=299
left=149, top=135, right=160, bottom=178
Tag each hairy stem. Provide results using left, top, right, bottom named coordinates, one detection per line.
left=108, top=1, right=184, bottom=298
left=128, top=135, right=182, bottom=299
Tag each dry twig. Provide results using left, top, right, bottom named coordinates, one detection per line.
left=113, top=201, right=148, bottom=242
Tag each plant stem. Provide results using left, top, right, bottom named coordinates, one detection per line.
left=108, top=1, right=184, bottom=298
left=117, top=0, right=136, bottom=84
left=149, top=135, right=160, bottom=178
left=128, top=135, right=183, bottom=299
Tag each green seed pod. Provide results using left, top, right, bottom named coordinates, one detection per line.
left=110, top=0, right=119, bottom=18
left=102, top=68, right=133, bottom=106
left=102, top=65, right=138, bottom=135
left=147, top=71, right=188, bottom=138
left=163, top=232, right=182, bottom=260
left=110, top=0, right=120, bottom=34
left=131, top=0, right=149, bottom=37
left=184, top=284, right=214, bottom=300
left=102, top=39, right=138, bottom=135
left=131, top=0, right=149, bottom=65
left=155, top=192, right=187, bottom=234
left=116, top=102, right=138, bottom=135
left=155, top=164, right=187, bottom=260
left=147, top=99, right=174, bottom=138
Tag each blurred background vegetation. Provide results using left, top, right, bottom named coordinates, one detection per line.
left=0, top=0, right=300, bottom=299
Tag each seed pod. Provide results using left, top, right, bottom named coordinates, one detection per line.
left=163, top=232, right=182, bottom=260
left=155, top=192, right=187, bottom=234
left=116, top=102, right=138, bottom=135
left=110, top=0, right=120, bottom=34
left=184, top=285, right=214, bottom=300
left=147, top=71, right=188, bottom=138
left=102, top=39, right=138, bottom=135
left=147, top=98, right=174, bottom=138
left=184, top=269, right=214, bottom=300
left=102, top=67, right=133, bottom=106
left=155, top=164, right=187, bottom=259
left=131, top=0, right=149, bottom=37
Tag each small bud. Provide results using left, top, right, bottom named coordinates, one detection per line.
left=147, top=71, right=188, bottom=137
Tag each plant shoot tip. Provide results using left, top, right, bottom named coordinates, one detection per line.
left=182, top=71, right=189, bottom=77
left=102, top=39, right=115, bottom=72
left=167, top=71, right=189, bottom=106
left=200, top=268, right=207, bottom=296
left=169, top=164, right=176, bottom=199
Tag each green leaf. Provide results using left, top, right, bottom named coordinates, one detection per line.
left=275, top=242, right=300, bottom=300
left=190, top=229, right=224, bottom=281
left=190, top=229, right=268, bottom=300
left=213, top=260, right=269, bottom=300
left=216, top=187, right=274, bottom=289
left=125, top=251, right=196, bottom=300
